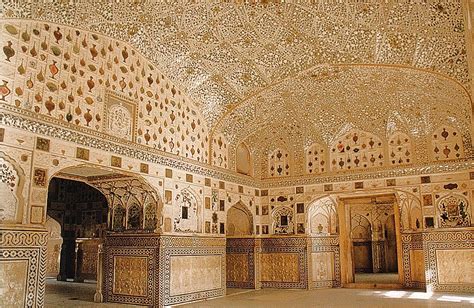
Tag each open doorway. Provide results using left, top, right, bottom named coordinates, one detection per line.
left=347, top=195, right=400, bottom=285
left=45, top=176, right=108, bottom=302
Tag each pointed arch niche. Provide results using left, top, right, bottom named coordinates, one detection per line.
left=226, top=201, right=253, bottom=237
left=236, top=142, right=252, bottom=176
left=307, top=197, right=339, bottom=236
left=226, top=202, right=256, bottom=289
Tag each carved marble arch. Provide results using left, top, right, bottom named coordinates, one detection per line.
left=431, top=125, right=464, bottom=161
left=307, top=196, right=338, bottom=236
left=271, top=206, right=294, bottom=235
left=0, top=152, right=25, bottom=224
left=388, top=132, right=412, bottom=166
left=51, top=164, right=163, bottom=233
left=396, top=191, right=422, bottom=231
left=268, top=148, right=291, bottom=177
left=226, top=201, right=253, bottom=237
left=330, top=129, right=384, bottom=172
left=437, top=193, right=470, bottom=228
left=351, top=214, right=372, bottom=240
left=236, top=142, right=252, bottom=176
left=305, top=142, right=326, bottom=174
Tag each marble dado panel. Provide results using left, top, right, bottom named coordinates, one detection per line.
left=81, top=238, right=101, bottom=280
left=170, top=255, right=221, bottom=296
left=159, top=235, right=226, bottom=306
left=226, top=238, right=258, bottom=289
left=309, top=236, right=341, bottom=288
left=401, top=233, right=425, bottom=289
left=423, top=229, right=474, bottom=293
left=260, top=237, right=308, bottom=289
left=0, top=228, right=48, bottom=308
left=104, top=234, right=159, bottom=306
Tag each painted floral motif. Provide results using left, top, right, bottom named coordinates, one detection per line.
left=438, top=194, right=470, bottom=228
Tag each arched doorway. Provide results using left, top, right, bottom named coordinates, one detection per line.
left=225, top=201, right=255, bottom=290
left=343, top=194, right=402, bottom=286
left=45, top=174, right=109, bottom=303
left=44, top=165, right=162, bottom=305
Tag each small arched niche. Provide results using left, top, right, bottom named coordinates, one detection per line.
left=226, top=201, right=253, bottom=236
left=236, top=142, right=252, bottom=176
left=307, top=197, right=338, bottom=236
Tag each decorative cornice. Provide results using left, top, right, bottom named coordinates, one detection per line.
left=1, top=107, right=473, bottom=189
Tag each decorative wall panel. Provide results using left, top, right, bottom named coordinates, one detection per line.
left=423, top=230, right=474, bottom=293
left=330, top=130, right=384, bottom=172
left=268, top=148, right=290, bottom=177
left=80, top=238, right=101, bottom=280
left=309, top=236, right=341, bottom=288
left=0, top=229, right=48, bottom=308
left=431, top=126, right=464, bottom=161
left=401, top=233, right=425, bottom=289
left=169, top=255, right=221, bottom=296
left=159, top=236, right=226, bottom=306
left=113, top=256, right=148, bottom=297
left=260, top=237, right=307, bottom=289
left=388, top=132, right=412, bottom=166
left=305, top=143, right=325, bottom=174
left=226, top=238, right=256, bottom=289
left=0, top=19, right=209, bottom=163
left=212, top=133, right=228, bottom=169
left=104, top=234, right=159, bottom=306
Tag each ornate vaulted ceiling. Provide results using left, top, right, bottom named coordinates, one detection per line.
left=2, top=1, right=472, bottom=173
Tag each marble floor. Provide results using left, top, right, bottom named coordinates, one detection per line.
left=354, top=273, right=400, bottom=284
left=45, top=278, right=474, bottom=308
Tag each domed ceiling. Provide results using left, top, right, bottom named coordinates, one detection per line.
left=2, top=1, right=472, bottom=173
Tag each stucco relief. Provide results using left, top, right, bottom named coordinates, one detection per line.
left=105, top=94, right=135, bottom=142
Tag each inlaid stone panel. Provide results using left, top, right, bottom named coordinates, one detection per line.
left=0, top=260, right=28, bottom=308
left=409, top=250, right=426, bottom=284
left=170, top=255, right=222, bottom=296
left=436, top=249, right=474, bottom=285
left=113, top=256, right=148, bottom=297
left=226, top=253, right=250, bottom=283
left=261, top=253, right=300, bottom=283
left=311, top=252, right=334, bottom=283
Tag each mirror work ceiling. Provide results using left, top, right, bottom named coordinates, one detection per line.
left=1, top=1, right=472, bottom=152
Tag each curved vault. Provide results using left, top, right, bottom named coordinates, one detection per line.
left=214, top=65, right=472, bottom=171
left=1, top=1, right=470, bottom=128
